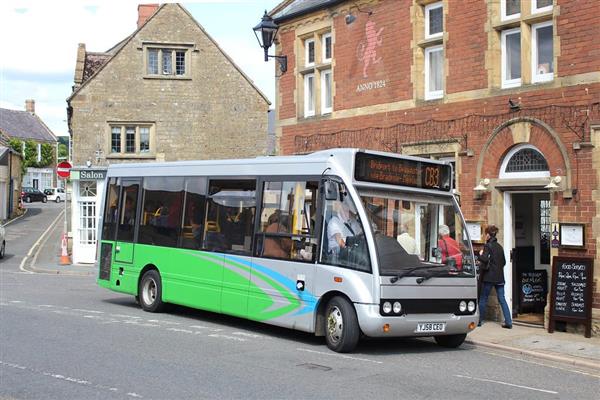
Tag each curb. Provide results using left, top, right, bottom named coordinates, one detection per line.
left=3, top=208, right=28, bottom=226
left=466, top=338, right=600, bottom=372
left=27, top=264, right=95, bottom=277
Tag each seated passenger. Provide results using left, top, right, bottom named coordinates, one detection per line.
left=396, top=223, right=418, bottom=255
left=263, top=211, right=292, bottom=259
left=438, top=224, right=463, bottom=270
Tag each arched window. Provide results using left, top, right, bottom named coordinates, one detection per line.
left=499, top=144, right=550, bottom=179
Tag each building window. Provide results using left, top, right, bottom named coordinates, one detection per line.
left=146, top=46, right=188, bottom=77
left=322, top=33, right=332, bottom=62
left=304, top=73, right=315, bottom=117
left=140, top=127, right=150, bottom=153
left=501, top=0, right=520, bottom=20
left=532, top=22, right=554, bottom=83
left=305, top=38, right=315, bottom=67
left=425, top=45, right=444, bottom=100
left=500, top=144, right=550, bottom=179
left=501, top=28, right=521, bottom=88
left=111, top=127, right=121, bottom=153
left=532, top=0, right=553, bottom=14
left=539, top=199, right=551, bottom=264
left=109, top=124, right=154, bottom=156
left=79, top=181, right=97, bottom=197
left=321, top=69, right=332, bottom=115
left=147, top=49, right=159, bottom=74
left=425, top=2, right=443, bottom=39
left=300, top=31, right=332, bottom=117
left=78, top=201, right=97, bottom=246
left=125, top=127, right=135, bottom=153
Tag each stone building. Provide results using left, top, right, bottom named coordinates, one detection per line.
left=67, top=3, right=271, bottom=263
left=0, top=100, right=58, bottom=196
left=268, top=0, right=600, bottom=335
left=0, top=140, right=23, bottom=221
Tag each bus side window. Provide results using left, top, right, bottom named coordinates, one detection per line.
left=205, top=179, right=256, bottom=255
left=116, top=182, right=140, bottom=243
left=102, top=178, right=119, bottom=241
left=256, top=180, right=318, bottom=262
left=180, top=177, right=207, bottom=250
left=138, top=177, right=185, bottom=248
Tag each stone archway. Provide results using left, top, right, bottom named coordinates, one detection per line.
left=475, top=117, right=571, bottom=189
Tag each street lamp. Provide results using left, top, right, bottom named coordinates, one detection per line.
left=253, top=11, right=287, bottom=75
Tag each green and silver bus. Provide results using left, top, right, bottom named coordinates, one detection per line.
left=97, top=148, right=478, bottom=352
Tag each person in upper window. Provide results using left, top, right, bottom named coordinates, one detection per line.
left=437, top=224, right=463, bottom=270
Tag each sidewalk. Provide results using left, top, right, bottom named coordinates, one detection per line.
left=27, top=211, right=600, bottom=370
left=467, top=321, right=600, bottom=371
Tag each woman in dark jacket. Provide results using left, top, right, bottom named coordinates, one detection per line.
left=478, top=225, right=512, bottom=328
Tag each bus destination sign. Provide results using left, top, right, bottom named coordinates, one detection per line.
left=354, top=152, right=451, bottom=191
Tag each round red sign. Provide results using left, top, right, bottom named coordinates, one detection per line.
left=57, top=161, right=72, bottom=179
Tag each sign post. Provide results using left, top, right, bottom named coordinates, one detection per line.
left=57, top=161, right=72, bottom=265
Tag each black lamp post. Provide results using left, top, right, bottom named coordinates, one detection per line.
left=253, top=11, right=287, bottom=74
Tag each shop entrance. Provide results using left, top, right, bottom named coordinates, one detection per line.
left=509, top=192, right=551, bottom=325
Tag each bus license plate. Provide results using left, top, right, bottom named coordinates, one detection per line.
left=416, top=322, right=446, bottom=333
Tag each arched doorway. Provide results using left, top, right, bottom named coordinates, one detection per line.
left=500, top=144, right=552, bottom=326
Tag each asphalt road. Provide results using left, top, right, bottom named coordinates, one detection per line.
left=1, top=203, right=599, bottom=399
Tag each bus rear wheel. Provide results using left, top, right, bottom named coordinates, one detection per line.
left=139, top=270, right=165, bottom=312
left=325, top=296, right=360, bottom=353
left=434, top=333, right=466, bottom=348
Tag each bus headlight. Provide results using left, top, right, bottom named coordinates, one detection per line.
left=382, top=302, right=392, bottom=314
left=468, top=301, right=476, bottom=312
left=393, top=301, right=402, bottom=314
left=459, top=300, right=467, bottom=312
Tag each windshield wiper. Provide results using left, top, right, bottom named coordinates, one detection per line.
left=390, top=265, right=450, bottom=284
left=389, top=266, right=431, bottom=283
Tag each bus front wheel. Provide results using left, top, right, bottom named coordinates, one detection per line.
left=325, top=296, right=360, bottom=353
left=434, top=333, right=466, bottom=348
left=139, top=270, right=165, bottom=312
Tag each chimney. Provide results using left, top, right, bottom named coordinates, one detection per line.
left=25, top=99, right=35, bottom=114
left=137, top=4, right=159, bottom=29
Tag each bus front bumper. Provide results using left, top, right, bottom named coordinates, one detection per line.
left=355, top=303, right=478, bottom=338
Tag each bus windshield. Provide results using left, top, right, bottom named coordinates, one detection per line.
left=359, top=190, right=475, bottom=279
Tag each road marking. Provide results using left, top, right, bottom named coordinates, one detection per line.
left=1, top=360, right=142, bottom=398
left=454, top=374, right=558, bottom=394
left=475, top=348, right=600, bottom=379
left=20, top=209, right=64, bottom=274
left=296, top=348, right=383, bottom=364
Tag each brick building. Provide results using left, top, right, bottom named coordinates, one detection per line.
left=269, top=0, right=600, bottom=335
left=67, top=3, right=271, bottom=263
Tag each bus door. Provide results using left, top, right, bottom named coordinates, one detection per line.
left=249, top=180, right=319, bottom=330
left=114, top=179, right=141, bottom=264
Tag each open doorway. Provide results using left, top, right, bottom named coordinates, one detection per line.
left=510, top=192, right=551, bottom=326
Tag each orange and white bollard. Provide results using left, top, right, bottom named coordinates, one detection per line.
left=59, top=233, right=71, bottom=265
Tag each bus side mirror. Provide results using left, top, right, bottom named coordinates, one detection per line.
left=324, top=180, right=339, bottom=201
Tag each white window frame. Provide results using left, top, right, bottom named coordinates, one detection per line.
left=145, top=46, right=188, bottom=77
left=499, top=144, right=550, bottom=179
left=108, top=124, right=154, bottom=156
left=305, top=38, right=315, bottom=67
left=532, top=0, right=553, bottom=14
left=321, top=69, right=332, bottom=115
left=424, top=45, right=444, bottom=100
left=424, top=2, right=443, bottom=39
left=501, top=28, right=521, bottom=88
left=322, top=33, right=332, bottom=63
left=501, top=0, right=521, bottom=21
left=304, top=73, right=315, bottom=117
left=531, top=21, right=554, bottom=83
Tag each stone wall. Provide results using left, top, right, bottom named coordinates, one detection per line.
left=70, top=4, right=269, bottom=166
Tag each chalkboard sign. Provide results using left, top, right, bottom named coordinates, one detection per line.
left=548, top=256, right=593, bottom=338
left=519, top=270, right=547, bottom=312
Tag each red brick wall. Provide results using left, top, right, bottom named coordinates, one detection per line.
left=556, top=0, right=600, bottom=77
left=334, top=1, right=412, bottom=110
left=446, top=0, right=488, bottom=94
left=278, top=30, right=297, bottom=120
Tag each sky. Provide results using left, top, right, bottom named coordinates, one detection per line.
left=0, top=0, right=282, bottom=137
